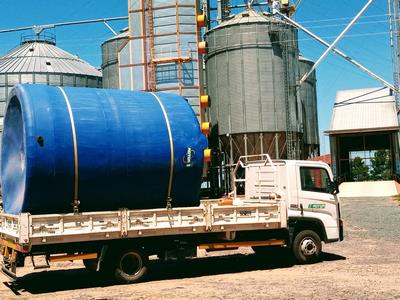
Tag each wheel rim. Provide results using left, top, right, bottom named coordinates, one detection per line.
left=300, top=237, right=317, bottom=256
left=120, top=252, right=143, bottom=276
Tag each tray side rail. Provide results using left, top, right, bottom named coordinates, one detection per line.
left=0, top=201, right=287, bottom=247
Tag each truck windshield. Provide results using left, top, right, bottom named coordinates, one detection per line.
left=300, top=167, right=331, bottom=194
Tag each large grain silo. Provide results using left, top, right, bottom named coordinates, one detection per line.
left=0, top=34, right=102, bottom=131
left=101, top=29, right=128, bottom=89
left=118, top=0, right=204, bottom=118
left=299, top=56, right=319, bottom=158
left=205, top=9, right=303, bottom=163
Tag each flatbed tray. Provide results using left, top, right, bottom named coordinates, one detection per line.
left=0, top=200, right=287, bottom=249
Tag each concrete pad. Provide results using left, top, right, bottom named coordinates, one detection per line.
left=395, top=181, right=400, bottom=194
left=339, top=181, right=398, bottom=198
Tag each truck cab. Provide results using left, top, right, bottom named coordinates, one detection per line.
left=233, top=155, right=343, bottom=262
left=288, top=160, right=342, bottom=243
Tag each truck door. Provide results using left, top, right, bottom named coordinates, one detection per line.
left=296, top=165, right=340, bottom=241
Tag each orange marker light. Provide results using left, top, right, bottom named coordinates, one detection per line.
left=201, top=122, right=211, bottom=135
left=204, top=148, right=212, bottom=163
left=198, top=41, right=207, bottom=55
left=200, top=95, right=210, bottom=108
left=197, top=14, right=207, bottom=28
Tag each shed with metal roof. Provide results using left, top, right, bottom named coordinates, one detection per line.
left=326, top=87, right=399, bottom=181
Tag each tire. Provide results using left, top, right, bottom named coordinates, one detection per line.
left=83, top=258, right=99, bottom=272
left=113, top=249, right=148, bottom=284
left=292, top=230, right=322, bottom=264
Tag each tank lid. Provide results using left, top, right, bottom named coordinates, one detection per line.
left=210, top=8, right=286, bottom=31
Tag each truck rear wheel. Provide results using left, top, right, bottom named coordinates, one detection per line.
left=113, top=249, right=148, bottom=284
left=292, top=230, right=321, bottom=264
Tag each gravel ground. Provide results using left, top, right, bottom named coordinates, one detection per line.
left=0, top=196, right=400, bottom=299
left=341, top=197, right=400, bottom=241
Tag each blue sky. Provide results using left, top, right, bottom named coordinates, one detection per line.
left=0, top=0, right=394, bottom=154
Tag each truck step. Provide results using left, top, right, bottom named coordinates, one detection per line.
left=31, top=256, right=50, bottom=270
left=33, top=264, right=50, bottom=270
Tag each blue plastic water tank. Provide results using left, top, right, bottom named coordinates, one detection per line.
left=1, top=84, right=207, bottom=215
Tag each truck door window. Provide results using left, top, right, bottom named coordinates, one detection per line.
left=300, top=167, right=330, bottom=193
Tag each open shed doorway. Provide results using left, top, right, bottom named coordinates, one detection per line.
left=333, top=132, right=395, bottom=182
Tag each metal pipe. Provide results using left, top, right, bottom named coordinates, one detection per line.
left=103, top=21, right=117, bottom=36
left=276, top=11, right=398, bottom=93
left=203, top=0, right=211, bottom=30
left=295, top=0, right=303, bottom=9
left=388, top=0, right=396, bottom=80
left=393, top=0, right=400, bottom=109
left=299, top=0, right=374, bottom=84
left=0, top=16, right=128, bottom=34
left=388, top=0, right=399, bottom=107
left=217, top=0, right=222, bottom=23
left=275, top=133, right=279, bottom=159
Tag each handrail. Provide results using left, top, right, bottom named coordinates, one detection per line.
left=231, top=154, right=277, bottom=198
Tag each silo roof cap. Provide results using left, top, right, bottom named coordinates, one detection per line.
left=211, top=8, right=286, bottom=30
left=299, top=55, right=315, bottom=63
left=0, top=40, right=102, bottom=77
left=102, top=28, right=129, bottom=45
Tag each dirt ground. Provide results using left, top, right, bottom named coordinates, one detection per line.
left=1, top=197, right=400, bottom=300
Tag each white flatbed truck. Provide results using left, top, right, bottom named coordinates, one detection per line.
left=0, top=155, right=343, bottom=283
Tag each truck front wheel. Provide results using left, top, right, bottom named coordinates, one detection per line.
left=113, top=249, right=148, bottom=284
left=292, top=230, right=321, bottom=264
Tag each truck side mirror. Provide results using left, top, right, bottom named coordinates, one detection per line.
left=328, top=181, right=339, bottom=195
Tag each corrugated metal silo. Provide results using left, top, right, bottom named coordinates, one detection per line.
left=206, top=9, right=302, bottom=162
left=0, top=34, right=102, bottom=131
left=101, top=29, right=129, bottom=89
left=299, top=55, right=319, bottom=158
